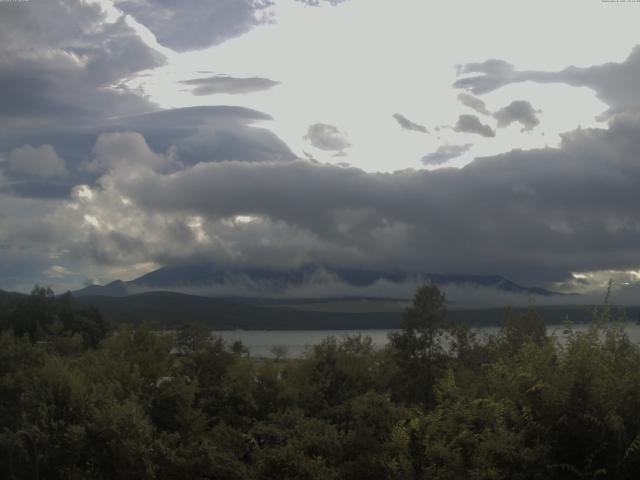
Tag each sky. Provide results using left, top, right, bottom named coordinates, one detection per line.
left=2, top=0, right=640, bottom=300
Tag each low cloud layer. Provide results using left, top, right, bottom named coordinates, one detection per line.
left=8, top=145, right=67, bottom=178
left=7, top=107, right=640, bottom=292
left=124, top=273, right=581, bottom=308
left=11, top=111, right=637, bottom=292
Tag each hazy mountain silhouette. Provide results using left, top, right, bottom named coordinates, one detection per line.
left=74, top=263, right=566, bottom=298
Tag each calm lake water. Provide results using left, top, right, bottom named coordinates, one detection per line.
left=216, top=323, right=640, bottom=358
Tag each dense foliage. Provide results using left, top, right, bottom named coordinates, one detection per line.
left=2, top=285, right=640, bottom=479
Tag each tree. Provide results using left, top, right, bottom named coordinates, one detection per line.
left=8, top=285, right=56, bottom=341
left=74, top=305, right=110, bottom=349
left=389, top=284, right=448, bottom=408
left=176, top=322, right=211, bottom=354
left=340, top=391, right=413, bottom=480
left=493, top=306, right=547, bottom=358
left=293, top=335, right=380, bottom=420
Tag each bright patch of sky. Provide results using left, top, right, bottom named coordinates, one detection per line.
left=123, top=0, right=635, bottom=173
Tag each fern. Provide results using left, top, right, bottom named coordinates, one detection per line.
left=623, top=433, right=640, bottom=460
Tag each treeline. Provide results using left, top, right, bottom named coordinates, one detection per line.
left=2, top=285, right=640, bottom=479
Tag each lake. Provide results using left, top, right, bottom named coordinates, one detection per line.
left=215, top=323, right=640, bottom=358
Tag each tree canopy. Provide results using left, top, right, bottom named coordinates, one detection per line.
left=2, top=284, right=640, bottom=479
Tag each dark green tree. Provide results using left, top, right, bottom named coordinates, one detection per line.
left=389, top=284, right=448, bottom=408
left=176, top=322, right=211, bottom=354
left=496, top=306, right=547, bottom=356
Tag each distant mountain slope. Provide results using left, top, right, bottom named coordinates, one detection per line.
left=0, top=289, right=27, bottom=305
left=74, top=290, right=615, bottom=330
left=75, top=291, right=403, bottom=330
left=74, top=264, right=567, bottom=299
left=0, top=288, right=625, bottom=330
left=74, top=280, right=129, bottom=297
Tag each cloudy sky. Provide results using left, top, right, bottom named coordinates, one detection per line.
left=2, top=0, right=640, bottom=298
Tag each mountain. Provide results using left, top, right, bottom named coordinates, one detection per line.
left=73, top=290, right=607, bottom=330
left=0, top=287, right=610, bottom=331
left=74, top=263, right=566, bottom=299
left=0, top=289, right=27, bottom=305
left=73, top=280, right=129, bottom=297
left=74, top=291, right=403, bottom=330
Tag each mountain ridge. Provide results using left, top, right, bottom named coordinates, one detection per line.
left=73, top=263, right=570, bottom=299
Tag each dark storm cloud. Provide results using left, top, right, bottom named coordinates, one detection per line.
left=304, top=123, right=351, bottom=151
left=10, top=111, right=640, bottom=290
left=8, top=144, right=67, bottom=178
left=3, top=144, right=71, bottom=198
left=90, top=113, right=640, bottom=286
left=0, top=1, right=165, bottom=130
left=0, top=39, right=160, bottom=130
left=0, top=190, right=68, bottom=291
left=111, top=107, right=296, bottom=165
left=0, top=105, right=295, bottom=198
left=0, top=246, right=59, bottom=292
left=0, top=0, right=165, bottom=198
left=181, top=75, right=280, bottom=96
left=493, top=100, right=541, bottom=131
left=1, top=180, right=76, bottom=200
left=115, top=105, right=272, bottom=127
left=0, top=0, right=101, bottom=50
left=113, top=0, right=274, bottom=51
left=422, top=144, right=472, bottom=166
left=454, top=45, right=640, bottom=119
left=0, top=1, right=293, bottom=202
left=457, top=93, right=490, bottom=116
left=453, top=114, right=495, bottom=137
left=392, top=114, right=429, bottom=133
left=6, top=2, right=640, bottom=294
